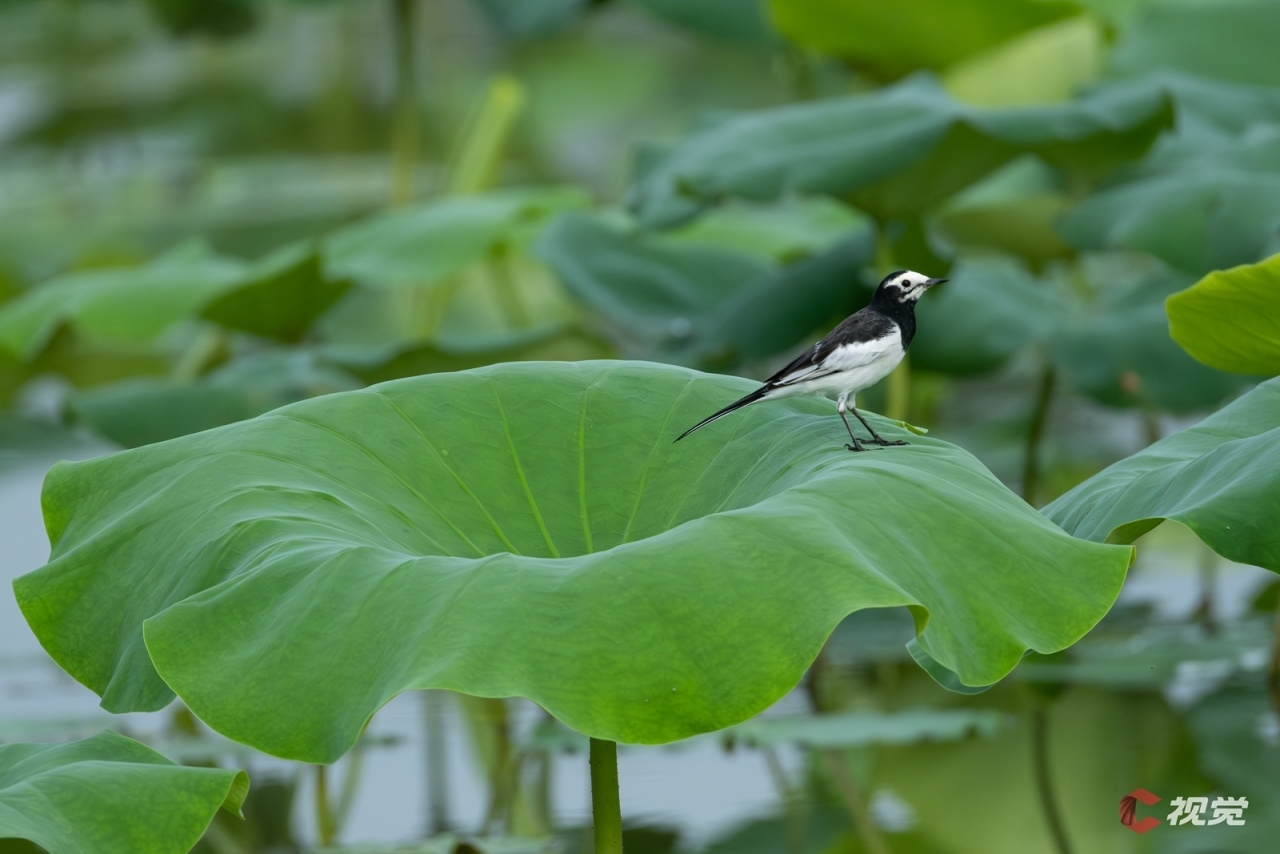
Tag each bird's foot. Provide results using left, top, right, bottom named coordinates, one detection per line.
left=845, top=442, right=882, bottom=452
left=873, top=437, right=909, bottom=447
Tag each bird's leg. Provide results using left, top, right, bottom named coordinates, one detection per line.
left=838, top=399, right=870, bottom=452
left=852, top=405, right=907, bottom=446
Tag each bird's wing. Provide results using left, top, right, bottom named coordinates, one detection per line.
left=764, top=309, right=897, bottom=388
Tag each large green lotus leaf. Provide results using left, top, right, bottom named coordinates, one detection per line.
left=16, top=362, right=1129, bottom=761
left=768, top=0, right=1079, bottom=79
left=1166, top=253, right=1280, bottom=377
left=1058, top=127, right=1280, bottom=274
left=1042, top=376, right=1280, bottom=569
left=1111, top=0, right=1280, bottom=88
left=0, top=730, right=247, bottom=854
left=324, top=187, right=589, bottom=290
left=1049, top=268, right=1245, bottom=412
left=535, top=212, right=876, bottom=365
left=67, top=351, right=363, bottom=448
left=625, top=74, right=1171, bottom=226
left=199, top=243, right=351, bottom=342
left=0, top=241, right=243, bottom=360
left=911, top=257, right=1065, bottom=376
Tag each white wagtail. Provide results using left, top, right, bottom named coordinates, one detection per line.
left=676, top=270, right=946, bottom=451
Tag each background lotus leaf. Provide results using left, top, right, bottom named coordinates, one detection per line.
left=1042, top=376, right=1280, bottom=571
left=1166, top=252, right=1280, bottom=377
left=0, top=730, right=247, bottom=854
left=535, top=211, right=876, bottom=366
left=1057, top=127, right=1280, bottom=274
left=0, top=241, right=242, bottom=360
left=1048, top=268, right=1244, bottom=412
left=768, top=0, right=1080, bottom=79
left=1110, top=0, right=1280, bottom=88
left=324, top=186, right=589, bottom=290
left=67, top=350, right=363, bottom=447
left=624, top=73, right=1172, bottom=227
left=17, top=361, right=1129, bottom=762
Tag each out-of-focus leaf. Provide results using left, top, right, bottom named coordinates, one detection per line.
left=1170, top=687, right=1280, bottom=851
left=1166, top=253, right=1280, bottom=377
left=1049, top=268, right=1244, bottom=412
left=200, top=243, right=351, bottom=342
left=912, top=258, right=1064, bottom=376
left=634, top=0, right=776, bottom=44
left=665, top=197, right=866, bottom=263
left=143, top=0, right=256, bottom=38
left=1043, top=376, right=1280, bottom=571
left=16, top=362, right=1130, bottom=760
left=875, top=681, right=1204, bottom=854
left=536, top=212, right=876, bottom=366
left=324, top=187, right=590, bottom=290
left=325, top=328, right=612, bottom=386
left=67, top=351, right=363, bottom=447
left=0, top=731, right=248, bottom=854
left=534, top=211, right=773, bottom=361
left=626, top=74, right=1172, bottom=226
left=1111, top=0, right=1280, bottom=88
left=1058, top=126, right=1280, bottom=273
left=0, top=241, right=243, bottom=360
left=943, top=16, right=1102, bottom=107
left=769, top=0, right=1079, bottom=79
left=937, top=196, right=1073, bottom=267
left=1015, top=619, right=1272, bottom=687
left=726, top=709, right=1005, bottom=749
left=472, top=0, right=591, bottom=38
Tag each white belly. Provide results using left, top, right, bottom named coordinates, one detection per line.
left=765, top=328, right=906, bottom=403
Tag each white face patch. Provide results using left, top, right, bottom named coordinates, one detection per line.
left=884, top=270, right=934, bottom=302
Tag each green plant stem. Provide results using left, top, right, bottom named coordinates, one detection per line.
left=1030, top=704, right=1073, bottom=854
left=333, top=745, right=366, bottom=835
left=1022, top=359, right=1056, bottom=505
left=421, top=690, right=451, bottom=835
left=445, top=76, right=526, bottom=196
left=314, top=764, right=336, bottom=846
left=589, top=738, right=624, bottom=854
left=389, top=0, right=419, bottom=207
left=823, top=749, right=890, bottom=854
left=489, top=245, right=531, bottom=329
left=762, top=746, right=805, bottom=854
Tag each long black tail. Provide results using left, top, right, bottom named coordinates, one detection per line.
left=674, top=386, right=768, bottom=442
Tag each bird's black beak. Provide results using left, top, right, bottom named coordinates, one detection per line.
left=923, top=278, right=947, bottom=288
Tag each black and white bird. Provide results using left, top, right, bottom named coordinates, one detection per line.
left=676, top=269, right=946, bottom=451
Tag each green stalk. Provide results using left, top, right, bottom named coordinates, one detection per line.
left=444, top=76, right=526, bottom=196
left=823, top=749, right=890, bottom=854
left=1030, top=704, right=1073, bottom=854
left=389, top=0, right=419, bottom=207
left=1022, top=358, right=1056, bottom=506
left=314, top=764, right=336, bottom=846
left=762, top=746, right=805, bottom=854
left=589, top=738, right=624, bottom=854
left=421, top=690, right=451, bottom=834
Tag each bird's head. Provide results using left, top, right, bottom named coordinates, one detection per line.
left=875, top=269, right=946, bottom=304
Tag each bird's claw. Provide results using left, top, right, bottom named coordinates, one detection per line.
left=874, top=438, right=909, bottom=446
